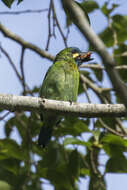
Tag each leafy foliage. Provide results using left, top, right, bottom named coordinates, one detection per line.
left=62, top=0, right=93, bottom=26
left=1, top=0, right=23, bottom=8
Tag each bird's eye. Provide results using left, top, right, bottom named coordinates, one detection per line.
left=73, top=53, right=79, bottom=59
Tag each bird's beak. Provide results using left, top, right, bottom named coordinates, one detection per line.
left=73, top=52, right=93, bottom=64
left=78, top=52, right=93, bottom=63
left=73, top=51, right=93, bottom=66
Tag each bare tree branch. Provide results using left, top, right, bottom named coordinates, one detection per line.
left=115, top=118, right=127, bottom=134
left=45, top=0, right=52, bottom=50
left=0, top=9, right=48, bottom=15
left=0, top=44, right=31, bottom=92
left=20, top=47, right=26, bottom=94
left=80, top=74, right=111, bottom=96
left=63, top=0, right=127, bottom=107
left=51, top=0, right=68, bottom=47
left=80, top=74, right=127, bottom=134
left=80, top=64, right=127, bottom=70
left=0, top=111, right=10, bottom=121
left=98, top=118, right=125, bottom=137
left=45, top=0, right=68, bottom=49
left=0, top=94, right=126, bottom=117
left=0, top=44, right=22, bottom=82
left=0, top=23, right=54, bottom=61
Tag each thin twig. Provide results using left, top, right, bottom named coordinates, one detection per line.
left=80, top=64, right=127, bottom=70
left=90, top=148, right=99, bottom=175
left=0, top=9, right=48, bottom=15
left=108, top=15, right=118, bottom=48
left=80, top=76, right=91, bottom=103
left=66, top=27, right=70, bottom=41
left=0, top=22, right=54, bottom=61
left=115, top=118, right=127, bottom=135
left=80, top=73, right=126, bottom=133
left=20, top=47, right=26, bottom=94
left=0, top=45, right=22, bottom=81
left=51, top=0, right=68, bottom=47
left=98, top=118, right=126, bottom=137
left=0, top=111, right=10, bottom=120
left=115, top=51, right=127, bottom=57
left=82, top=82, right=91, bottom=103
left=45, top=0, right=52, bottom=50
left=80, top=74, right=111, bottom=95
left=80, top=74, right=112, bottom=105
left=52, top=11, right=56, bottom=38
left=0, top=44, right=30, bottom=92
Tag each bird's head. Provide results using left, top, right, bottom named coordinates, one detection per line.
left=55, top=47, right=93, bottom=66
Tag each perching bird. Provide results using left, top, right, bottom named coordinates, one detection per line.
left=38, top=47, right=93, bottom=147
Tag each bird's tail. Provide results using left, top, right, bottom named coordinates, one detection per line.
left=38, top=126, right=52, bottom=148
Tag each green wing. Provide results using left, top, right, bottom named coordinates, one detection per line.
left=40, top=62, right=79, bottom=102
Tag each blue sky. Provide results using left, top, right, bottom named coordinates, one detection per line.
left=0, top=0, right=127, bottom=189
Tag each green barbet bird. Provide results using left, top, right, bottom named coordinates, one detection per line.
left=38, top=47, right=92, bottom=147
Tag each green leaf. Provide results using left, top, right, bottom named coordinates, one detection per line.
left=0, top=166, right=28, bottom=187
left=80, top=0, right=99, bottom=13
left=32, top=143, right=44, bottom=157
left=101, top=3, right=110, bottom=16
left=0, top=139, right=28, bottom=160
left=67, top=149, right=80, bottom=179
left=0, top=181, right=11, bottom=190
left=99, top=27, right=114, bottom=47
left=4, top=113, right=40, bottom=142
left=1, top=0, right=23, bottom=7
left=93, top=67, right=103, bottom=81
left=112, top=14, right=127, bottom=28
left=99, top=15, right=127, bottom=47
left=39, top=164, right=74, bottom=190
left=17, top=0, right=23, bottom=5
left=112, top=15, right=127, bottom=44
left=89, top=174, right=106, bottom=190
left=114, top=44, right=127, bottom=82
left=1, top=0, right=15, bottom=8
left=101, top=134, right=127, bottom=147
left=0, top=167, right=14, bottom=186
left=101, top=2, right=119, bottom=16
left=37, top=143, right=68, bottom=180
left=95, top=117, right=118, bottom=130
left=4, top=114, right=28, bottom=139
left=92, top=129, right=101, bottom=143
left=39, top=143, right=60, bottom=168
left=0, top=158, right=19, bottom=175
left=80, top=168, right=90, bottom=176
left=29, top=112, right=42, bottom=137
left=114, top=44, right=127, bottom=65
left=101, top=134, right=127, bottom=157
left=4, top=117, right=15, bottom=137
left=106, top=155, right=127, bottom=173
left=64, top=137, right=91, bottom=148
left=99, top=14, right=127, bottom=49
left=56, top=117, right=90, bottom=137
